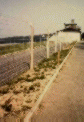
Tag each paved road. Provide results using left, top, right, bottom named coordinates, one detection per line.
left=31, top=42, right=84, bottom=122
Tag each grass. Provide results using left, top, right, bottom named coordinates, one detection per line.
left=0, top=43, right=30, bottom=55
left=2, top=43, right=72, bottom=88
left=0, top=43, right=75, bottom=118
left=37, top=49, right=69, bottom=70
left=0, top=41, right=46, bottom=55
left=4, top=48, right=70, bottom=88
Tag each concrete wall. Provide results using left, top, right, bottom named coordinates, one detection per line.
left=49, top=32, right=80, bottom=43
left=58, top=32, right=80, bottom=43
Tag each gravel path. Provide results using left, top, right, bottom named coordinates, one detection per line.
left=31, top=42, right=84, bottom=122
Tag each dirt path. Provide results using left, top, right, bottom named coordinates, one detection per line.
left=31, top=42, right=84, bottom=122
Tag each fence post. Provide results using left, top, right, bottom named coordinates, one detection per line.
left=40, top=34, right=41, bottom=48
left=55, top=40, right=57, bottom=52
left=30, top=24, right=34, bottom=70
left=57, top=50, right=60, bottom=65
left=7, top=59, right=10, bottom=82
left=56, top=31, right=59, bottom=52
left=47, top=32, right=49, bottom=58
left=59, top=37, right=62, bottom=51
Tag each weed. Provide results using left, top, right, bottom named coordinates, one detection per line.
left=0, top=87, right=9, bottom=94
left=24, top=93, right=26, bottom=97
left=34, top=82, right=40, bottom=87
left=26, top=77, right=36, bottom=82
left=39, top=103, right=44, bottom=109
left=41, top=72, right=44, bottom=74
left=29, top=85, right=35, bottom=91
left=26, top=74, right=30, bottom=78
left=27, top=90, right=30, bottom=93
left=20, top=85, right=23, bottom=88
left=34, top=99, right=37, bottom=102
left=24, top=87, right=27, bottom=91
left=52, top=66, right=56, bottom=69
left=26, top=99, right=32, bottom=103
left=17, top=77, right=25, bottom=81
left=2, top=104, right=12, bottom=112
left=13, top=90, right=21, bottom=94
left=44, top=68, right=47, bottom=71
left=36, top=88, right=40, bottom=91
left=10, top=86, right=15, bottom=90
left=1, top=97, right=12, bottom=112
left=32, top=77, right=37, bottom=81
left=22, top=105, right=31, bottom=111
left=26, top=78, right=32, bottom=82
left=34, top=68, right=40, bottom=72
left=7, top=80, right=15, bottom=86
left=39, top=74, right=45, bottom=79
left=24, top=87, right=30, bottom=93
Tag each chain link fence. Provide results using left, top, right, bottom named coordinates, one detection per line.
left=0, top=36, right=70, bottom=86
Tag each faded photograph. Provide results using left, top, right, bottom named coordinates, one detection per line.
left=0, top=0, right=84, bottom=121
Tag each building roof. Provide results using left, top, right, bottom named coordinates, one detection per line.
left=64, top=23, right=77, bottom=25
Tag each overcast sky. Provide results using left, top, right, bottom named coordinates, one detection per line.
left=0, top=0, right=84, bottom=38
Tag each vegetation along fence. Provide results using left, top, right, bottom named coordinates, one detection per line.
left=0, top=34, right=70, bottom=86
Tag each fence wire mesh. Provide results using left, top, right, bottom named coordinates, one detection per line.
left=0, top=35, right=72, bottom=122
left=0, top=37, right=69, bottom=86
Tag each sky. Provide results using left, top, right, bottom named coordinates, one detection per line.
left=0, top=0, right=84, bottom=38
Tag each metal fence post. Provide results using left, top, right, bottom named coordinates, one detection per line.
left=58, top=50, right=60, bottom=65
left=60, top=40, right=61, bottom=51
left=55, top=40, right=57, bottom=52
left=30, top=24, right=34, bottom=70
left=47, top=32, right=49, bottom=58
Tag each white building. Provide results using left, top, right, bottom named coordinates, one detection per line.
left=49, top=20, right=81, bottom=43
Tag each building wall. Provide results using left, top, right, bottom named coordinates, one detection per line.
left=58, top=32, right=80, bottom=43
